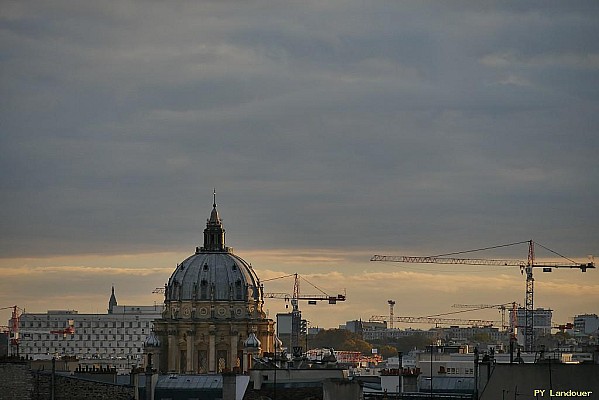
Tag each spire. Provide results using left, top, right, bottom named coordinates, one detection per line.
left=200, top=190, right=228, bottom=252
left=209, top=188, right=220, bottom=224
left=108, top=285, right=118, bottom=314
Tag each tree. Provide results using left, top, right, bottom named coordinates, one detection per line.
left=368, top=333, right=433, bottom=353
left=471, top=333, right=492, bottom=343
left=378, top=345, right=399, bottom=358
left=309, top=329, right=373, bottom=354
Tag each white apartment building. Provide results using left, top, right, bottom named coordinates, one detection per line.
left=17, top=287, right=162, bottom=367
left=573, top=314, right=599, bottom=335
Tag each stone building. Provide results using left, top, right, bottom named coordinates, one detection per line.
left=151, top=198, right=275, bottom=374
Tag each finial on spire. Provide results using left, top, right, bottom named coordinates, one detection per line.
left=213, top=188, right=216, bottom=208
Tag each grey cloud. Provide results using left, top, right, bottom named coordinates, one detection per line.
left=1, top=1, right=598, bottom=260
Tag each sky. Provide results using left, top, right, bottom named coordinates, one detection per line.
left=1, top=1, right=598, bottom=330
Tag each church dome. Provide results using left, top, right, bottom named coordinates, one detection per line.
left=164, top=196, right=263, bottom=304
left=166, top=251, right=262, bottom=302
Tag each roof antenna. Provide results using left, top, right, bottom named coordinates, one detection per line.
left=213, top=188, right=216, bottom=208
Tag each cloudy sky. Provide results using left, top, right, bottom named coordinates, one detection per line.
left=1, top=1, right=598, bottom=330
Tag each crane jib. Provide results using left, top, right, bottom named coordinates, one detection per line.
left=371, top=255, right=595, bottom=271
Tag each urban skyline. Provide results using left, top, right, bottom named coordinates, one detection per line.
left=1, top=2, right=598, bottom=330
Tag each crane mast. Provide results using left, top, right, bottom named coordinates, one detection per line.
left=372, top=240, right=594, bottom=352
left=388, top=300, right=396, bottom=329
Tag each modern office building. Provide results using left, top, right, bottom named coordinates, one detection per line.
left=17, top=287, right=161, bottom=367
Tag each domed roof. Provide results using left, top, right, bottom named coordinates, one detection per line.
left=165, top=197, right=263, bottom=303
left=166, top=251, right=262, bottom=302
left=144, top=330, right=161, bottom=347
left=244, top=332, right=261, bottom=348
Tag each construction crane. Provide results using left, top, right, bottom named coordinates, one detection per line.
left=263, top=273, right=346, bottom=304
left=369, top=314, right=500, bottom=327
left=451, top=302, right=517, bottom=332
left=50, top=320, right=75, bottom=338
left=553, top=323, right=573, bottom=333
left=263, top=273, right=346, bottom=306
left=371, top=240, right=594, bottom=352
left=0, top=305, right=22, bottom=357
left=264, top=273, right=346, bottom=352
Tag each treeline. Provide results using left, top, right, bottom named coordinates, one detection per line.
left=307, top=329, right=433, bottom=357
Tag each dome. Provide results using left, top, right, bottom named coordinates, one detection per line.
left=144, top=330, right=160, bottom=347
left=166, top=251, right=262, bottom=302
left=164, top=198, right=263, bottom=303
left=244, top=332, right=261, bottom=348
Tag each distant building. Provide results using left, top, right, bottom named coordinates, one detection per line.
left=339, top=320, right=496, bottom=342
left=18, top=287, right=161, bottom=367
left=342, top=319, right=387, bottom=340
left=573, top=314, right=599, bottom=335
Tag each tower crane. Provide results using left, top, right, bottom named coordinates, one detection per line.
left=263, top=273, right=346, bottom=306
left=263, top=273, right=346, bottom=352
left=371, top=240, right=594, bottom=352
left=451, top=302, right=518, bottom=332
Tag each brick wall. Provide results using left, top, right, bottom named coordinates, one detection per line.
left=33, top=372, right=135, bottom=400
left=0, top=362, right=135, bottom=400
left=0, top=362, right=34, bottom=400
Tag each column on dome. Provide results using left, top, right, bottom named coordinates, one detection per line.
left=168, top=332, right=176, bottom=372
left=209, top=327, right=216, bottom=373
left=230, top=330, right=238, bottom=370
left=186, top=330, right=195, bottom=373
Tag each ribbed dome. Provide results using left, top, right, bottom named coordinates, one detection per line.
left=166, top=252, right=262, bottom=302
